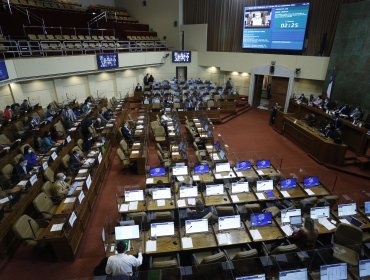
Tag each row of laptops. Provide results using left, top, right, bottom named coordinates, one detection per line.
left=236, top=261, right=370, bottom=280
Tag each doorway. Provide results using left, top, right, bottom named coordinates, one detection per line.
left=176, top=66, right=187, bottom=82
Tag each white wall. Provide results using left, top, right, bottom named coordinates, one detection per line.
left=0, top=85, right=13, bottom=109
left=20, top=80, right=57, bottom=107
left=294, top=79, right=324, bottom=98
left=116, top=0, right=180, bottom=50
left=181, top=24, right=208, bottom=52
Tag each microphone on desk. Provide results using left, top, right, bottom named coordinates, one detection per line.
left=184, top=224, right=193, bottom=237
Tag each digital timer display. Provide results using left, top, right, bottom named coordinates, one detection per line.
left=242, top=3, right=310, bottom=50
left=172, top=51, right=191, bottom=63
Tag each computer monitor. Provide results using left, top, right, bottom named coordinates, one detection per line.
left=115, top=225, right=140, bottom=240
left=185, top=219, right=208, bottom=234
left=215, top=162, right=231, bottom=173
left=320, top=263, right=347, bottom=280
left=235, top=161, right=252, bottom=171
left=219, top=149, right=226, bottom=160
left=338, top=203, right=357, bottom=217
left=290, top=215, right=302, bottom=226
left=124, top=190, right=144, bottom=202
left=279, top=268, right=307, bottom=280
left=172, top=165, right=188, bottom=176
left=256, top=160, right=271, bottom=169
left=218, top=215, right=241, bottom=231
left=281, top=209, right=302, bottom=224
left=231, top=182, right=249, bottom=193
left=364, top=202, right=370, bottom=215
left=152, top=187, right=171, bottom=200
left=206, top=184, right=224, bottom=196
left=236, top=274, right=265, bottom=280
left=359, top=259, right=370, bottom=278
left=280, top=178, right=297, bottom=189
left=256, top=180, right=274, bottom=191
left=310, top=206, right=330, bottom=220
left=250, top=212, right=272, bottom=227
left=194, top=164, right=210, bottom=174
left=150, top=222, right=175, bottom=237
left=179, top=185, right=198, bottom=198
left=149, top=167, right=166, bottom=177
left=303, top=176, right=319, bottom=187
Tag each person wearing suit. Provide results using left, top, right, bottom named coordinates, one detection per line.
left=12, top=158, right=31, bottom=184
left=186, top=200, right=216, bottom=220
left=51, top=173, right=70, bottom=199
left=69, top=150, right=83, bottom=173
left=121, top=122, right=132, bottom=142
left=135, top=83, right=143, bottom=92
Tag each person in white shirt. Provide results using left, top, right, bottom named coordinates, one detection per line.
left=105, top=241, right=143, bottom=276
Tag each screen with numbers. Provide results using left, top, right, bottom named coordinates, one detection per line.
left=0, top=60, right=9, bottom=81
left=172, top=51, right=191, bottom=63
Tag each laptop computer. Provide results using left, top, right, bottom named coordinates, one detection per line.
left=255, top=160, right=271, bottom=169
left=250, top=212, right=273, bottom=227
left=149, top=167, right=166, bottom=177
left=337, top=203, right=363, bottom=227
left=279, top=268, right=307, bottom=280
left=235, top=161, right=252, bottom=171
left=320, top=263, right=347, bottom=280
left=235, top=275, right=265, bottom=280
left=289, top=215, right=302, bottom=231
left=303, top=176, right=319, bottom=187
left=280, top=178, right=297, bottom=189
left=359, top=259, right=370, bottom=278
left=194, top=164, right=210, bottom=175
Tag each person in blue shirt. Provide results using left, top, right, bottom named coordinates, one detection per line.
left=41, top=131, right=55, bottom=153
left=24, top=146, right=38, bottom=168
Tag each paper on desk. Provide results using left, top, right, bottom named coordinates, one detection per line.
left=0, top=197, right=10, bottom=204
left=78, top=169, right=88, bottom=174
left=132, top=150, right=140, bottom=154
left=146, top=240, right=157, bottom=252
left=177, top=199, right=186, bottom=208
left=318, top=218, right=336, bottom=230
left=146, top=178, right=154, bottom=184
left=50, top=223, right=64, bottom=232
left=182, top=237, right=193, bottom=249
left=231, top=195, right=239, bottom=202
left=18, top=180, right=28, bottom=186
left=157, top=199, right=166, bottom=207
left=172, top=151, right=179, bottom=156
left=177, top=176, right=184, bottom=182
left=106, top=124, right=114, bottom=128
left=119, top=204, right=129, bottom=212
left=110, top=244, right=115, bottom=252
left=69, top=127, right=77, bottom=131
left=75, top=176, right=87, bottom=181
left=281, top=225, right=293, bottom=236
left=129, top=201, right=138, bottom=210
left=305, top=189, right=315, bottom=196
left=64, top=197, right=76, bottom=203
left=215, top=174, right=222, bottom=179
left=187, top=198, right=196, bottom=206
left=256, top=192, right=265, bottom=200
left=76, top=186, right=83, bottom=191
left=236, top=171, right=244, bottom=177
left=339, top=218, right=351, bottom=225
left=256, top=170, right=264, bottom=176
left=280, top=191, right=290, bottom=198
left=250, top=229, right=263, bottom=240
left=217, top=233, right=231, bottom=245
left=192, top=175, right=200, bottom=181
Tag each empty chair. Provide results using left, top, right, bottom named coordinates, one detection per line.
left=157, top=151, right=171, bottom=168
left=1, top=163, right=14, bottom=187
left=0, top=134, right=12, bottom=145
left=119, top=139, right=131, bottom=155
left=54, top=120, right=66, bottom=134
left=224, top=245, right=258, bottom=260
left=153, top=126, right=166, bottom=143
left=333, top=223, right=363, bottom=265
left=12, top=153, right=24, bottom=166
left=62, top=154, right=70, bottom=171
left=150, top=254, right=180, bottom=269
left=215, top=205, right=235, bottom=216
left=116, top=148, right=130, bottom=169
left=43, top=167, right=55, bottom=183
left=151, top=211, right=174, bottom=223
left=72, top=146, right=85, bottom=158
left=12, top=214, right=46, bottom=246
left=237, top=203, right=261, bottom=220
left=33, top=192, right=57, bottom=219
left=77, top=139, right=84, bottom=150
left=127, top=212, right=148, bottom=230
left=41, top=181, right=61, bottom=203
left=270, top=244, right=299, bottom=255
left=156, top=143, right=169, bottom=158
left=193, top=249, right=226, bottom=265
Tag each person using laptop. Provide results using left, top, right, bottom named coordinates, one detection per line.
left=186, top=199, right=216, bottom=220
left=292, top=217, right=318, bottom=250
left=105, top=241, right=143, bottom=276
left=51, top=173, right=70, bottom=200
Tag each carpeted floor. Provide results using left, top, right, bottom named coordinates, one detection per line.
left=0, top=108, right=369, bottom=280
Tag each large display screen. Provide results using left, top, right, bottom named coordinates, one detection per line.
left=0, top=60, right=9, bottom=81
left=242, top=3, right=310, bottom=50
left=96, top=53, right=119, bottom=69
left=172, top=51, right=191, bottom=63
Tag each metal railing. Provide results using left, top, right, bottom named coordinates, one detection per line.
left=87, top=11, right=107, bottom=28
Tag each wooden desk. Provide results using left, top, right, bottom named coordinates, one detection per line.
left=202, top=192, right=231, bottom=206
left=105, top=236, right=143, bottom=257
left=145, top=175, right=170, bottom=186
left=192, top=172, right=214, bottom=184
left=131, top=142, right=142, bottom=150
left=254, top=166, right=281, bottom=180
left=117, top=198, right=147, bottom=214
left=175, top=194, right=202, bottom=209
left=130, top=150, right=146, bottom=175
left=245, top=220, right=284, bottom=242
left=213, top=170, right=237, bottom=180
left=146, top=196, right=176, bottom=211
left=213, top=223, right=252, bottom=246
left=252, top=188, right=282, bottom=202
left=277, top=186, right=307, bottom=199
left=226, top=190, right=257, bottom=204
left=55, top=197, right=77, bottom=216
left=332, top=211, right=370, bottom=230
left=298, top=183, right=330, bottom=197
left=233, top=168, right=259, bottom=182
left=171, top=151, right=186, bottom=163
left=144, top=229, right=181, bottom=254
left=180, top=227, right=218, bottom=250
left=313, top=217, right=338, bottom=235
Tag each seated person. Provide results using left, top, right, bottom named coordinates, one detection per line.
left=332, top=128, right=343, bottom=144
left=297, top=94, right=308, bottom=104
left=292, top=217, right=319, bottom=250
left=186, top=199, right=216, bottom=220
left=349, top=106, right=362, bottom=121
left=69, top=150, right=83, bottom=173
left=322, top=123, right=334, bottom=138
left=50, top=127, right=65, bottom=141
left=51, top=172, right=70, bottom=199
left=302, top=113, right=316, bottom=127
left=312, top=95, right=323, bottom=107
left=12, top=158, right=32, bottom=184
left=3, top=106, right=13, bottom=122
left=184, top=99, right=194, bottom=110
left=121, top=122, right=132, bottom=142
left=94, top=117, right=107, bottom=129
left=20, top=99, right=31, bottom=112
left=41, top=132, right=56, bottom=153
left=134, top=83, right=143, bottom=92
left=24, top=146, right=38, bottom=168
left=46, top=104, right=57, bottom=119
left=143, top=96, right=150, bottom=105
left=105, top=241, right=143, bottom=277
left=336, top=104, right=350, bottom=117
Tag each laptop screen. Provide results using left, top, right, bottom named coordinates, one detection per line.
left=236, top=275, right=265, bottom=280
left=231, top=182, right=249, bottom=193
left=256, top=180, right=274, bottom=191
left=279, top=268, right=307, bottom=280
left=281, top=209, right=302, bottom=224
left=115, top=225, right=140, bottom=240
left=235, top=161, right=252, bottom=171
left=320, top=263, right=347, bottom=280
left=194, top=164, right=210, bottom=174
left=125, top=190, right=144, bottom=202
left=303, top=176, right=319, bottom=187
left=206, top=184, right=224, bottom=196
left=185, top=219, right=208, bottom=234
left=218, top=215, right=241, bottom=231
left=290, top=215, right=302, bottom=226
left=149, top=167, right=166, bottom=177
left=359, top=259, right=370, bottom=277
left=250, top=212, right=272, bottom=227
left=215, top=141, right=221, bottom=151
left=215, top=162, right=230, bottom=173
left=219, top=149, right=226, bottom=160
left=172, top=165, right=188, bottom=176
left=152, top=187, right=171, bottom=200
left=151, top=222, right=175, bottom=237
left=179, top=185, right=198, bottom=198
left=280, top=178, right=297, bottom=189
left=310, top=206, right=330, bottom=219
left=256, top=160, right=271, bottom=169
left=365, top=202, right=370, bottom=214
left=338, top=203, right=357, bottom=217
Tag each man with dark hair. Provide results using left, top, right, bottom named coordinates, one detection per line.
left=105, top=241, right=143, bottom=276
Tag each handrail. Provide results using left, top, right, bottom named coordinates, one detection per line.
left=7, top=2, right=45, bottom=27
left=87, top=11, right=107, bottom=28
